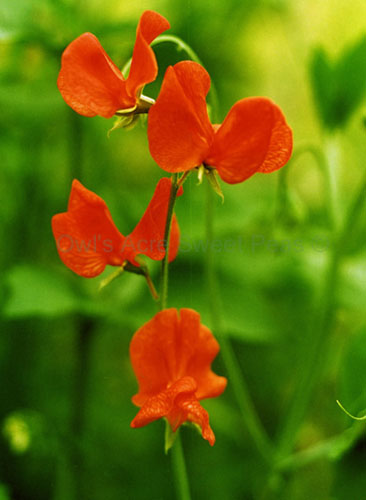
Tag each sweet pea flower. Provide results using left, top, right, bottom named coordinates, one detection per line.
left=130, top=308, right=227, bottom=445
left=148, top=61, right=293, bottom=184
left=57, top=10, right=170, bottom=118
left=52, top=178, right=181, bottom=278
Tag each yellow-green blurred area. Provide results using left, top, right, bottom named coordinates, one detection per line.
left=1, top=0, right=366, bottom=499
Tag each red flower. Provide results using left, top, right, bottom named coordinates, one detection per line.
left=130, top=308, right=227, bottom=445
left=52, top=178, right=181, bottom=277
left=57, top=10, right=170, bottom=118
left=148, top=61, right=293, bottom=184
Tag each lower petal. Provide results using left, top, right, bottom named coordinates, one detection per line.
left=131, top=376, right=216, bottom=445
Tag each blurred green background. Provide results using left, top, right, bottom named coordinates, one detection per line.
left=1, top=0, right=366, bottom=498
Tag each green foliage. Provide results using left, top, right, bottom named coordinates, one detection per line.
left=339, top=328, right=366, bottom=414
left=0, top=410, right=58, bottom=500
left=3, top=265, right=82, bottom=318
left=0, top=484, right=10, bottom=500
left=310, top=37, right=366, bottom=129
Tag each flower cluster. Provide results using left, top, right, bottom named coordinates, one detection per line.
left=53, top=10, right=292, bottom=445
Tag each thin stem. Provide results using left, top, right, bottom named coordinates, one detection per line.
left=121, top=33, right=219, bottom=119
left=159, top=173, right=179, bottom=311
left=275, top=167, right=366, bottom=462
left=171, top=433, right=192, bottom=500
left=205, top=182, right=274, bottom=463
left=274, top=243, right=340, bottom=462
left=151, top=34, right=220, bottom=122
left=277, top=143, right=334, bottom=228
left=71, top=317, right=94, bottom=500
left=145, top=272, right=159, bottom=301
left=158, top=173, right=191, bottom=500
left=99, top=265, right=125, bottom=291
left=177, top=170, right=191, bottom=188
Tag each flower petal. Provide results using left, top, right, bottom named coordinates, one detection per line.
left=131, top=308, right=179, bottom=404
left=128, top=178, right=182, bottom=262
left=130, top=308, right=226, bottom=404
left=131, top=376, right=197, bottom=427
left=172, top=390, right=216, bottom=446
left=179, top=309, right=227, bottom=400
left=126, top=10, right=170, bottom=98
left=57, top=33, right=132, bottom=118
left=52, top=180, right=126, bottom=277
left=207, top=97, right=293, bottom=184
left=148, top=61, right=214, bottom=172
left=131, top=376, right=216, bottom=445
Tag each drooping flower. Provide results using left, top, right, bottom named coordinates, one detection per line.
left=130, top=308, right=227, bottom=445
left=148, top=61, right=293, bottom=184
left=51, top=178, right=181, bottom=278
left=57, top=10, right=170, bottom=118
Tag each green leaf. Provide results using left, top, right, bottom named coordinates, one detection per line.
left=310, top=36, right=366, bottom=129
left=339, top=327, right=366, bottom=414
left=3, top=265, right=81, bottom=318
left=169, top=260, right=279, bottom=344
left=310, top=48, right=334, bottom=128
left=338, top=256, right=366, bottom=311
left=0, top=484, right=10, bottom=500
left=335, top=37, right=366, bottom=125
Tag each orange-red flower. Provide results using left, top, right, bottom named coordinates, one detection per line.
left=52, top=178, right=181, bottom=277
left=148, top=61, right=293, bottom=184
left=57, top=10, right=170, bottom=118
left=130, top=308, right=227, bottom=445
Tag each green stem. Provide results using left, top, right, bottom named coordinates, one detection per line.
left=158, top=173, right=191, bottom=500
left=171, top=433, right=192, bottom=500
left=273, top=166, right=366, bottom=465
left=71, top=317, right=94, bottom=500
left=151, top=34, right=220, bottom=122
left=205, top=182, right=274, bottom=463
left=159, top=173, right=179, bottom=311
left=275, top=242, right=340, bottom=461
left=122, top=33, right=220, bottom=120
left=277, top=143, right=334, bottom=228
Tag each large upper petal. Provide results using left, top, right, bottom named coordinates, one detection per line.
left=52, top=180, right=126, bottom=277
left=148, top=61, right=214, bottom=172
left=206, top=97, right=293, bottom=184
left=130, top=308, right=227, bottom=405
left=57, top=33, right=132, bottom=118
left=128, top=177, right=182, bottom=263
left=126, top=10, right=170, bottom=99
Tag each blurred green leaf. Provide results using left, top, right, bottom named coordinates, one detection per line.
left=310, top=48, right=334, bottom=128
left=0, top=410, right=58, bottom=500
left=310, top=36, right=366, bottom=129
left=3, top=265, right=81, bottom=318
left=338, top=256, right=366, bottom=311
left=332, top=436, right=366, bottom=499
left=339, top=327, right=366, bottom=414
left=169, top=259, right=279, bottom=344
left=0, top=484, right=10, bottom=500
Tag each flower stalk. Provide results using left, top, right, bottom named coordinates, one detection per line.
left=262, top=167, right=366, bottom=496
left=205, top=182, right=274, bottom=463
left=171, top=433, right=192, bottom=500
left=159, top=173, right=179, bottom=311
left=156, top=178, right=194, bottom=500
